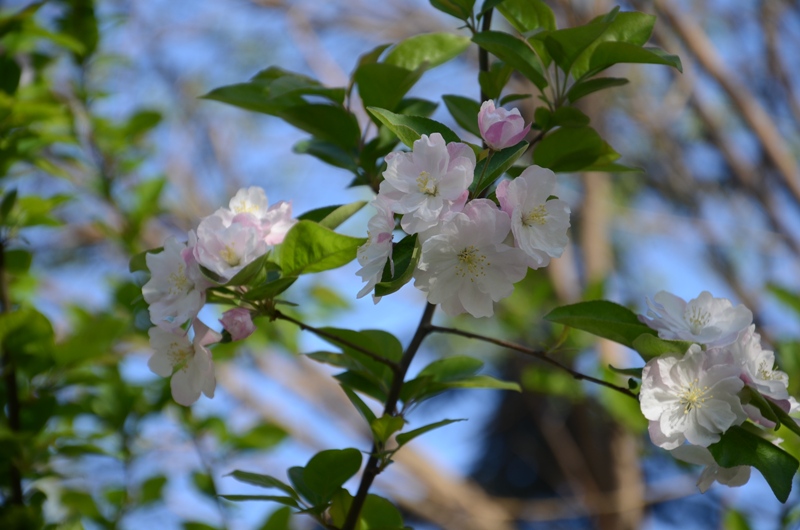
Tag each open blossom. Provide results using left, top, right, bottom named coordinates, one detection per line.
left=670, top=445, right=750, bottom=493
left=414, top=199, right=528, bottom=318
left=143, top=237, right=207, bottom=331
left=192, top=210, right=269, bottom=281
left=356, top=196, right=395, bottom=301
left=641, top=291, right=753, bottom=347
left=478, top=100, right=531, bottom=151
left=147, top=321, right=219, bottom=406
left=640, top=344, right=747, bottom=449
left=228, top=187, right=296, bottom=245
left=496, top=165, right=570, bottom=268
left=379, top=133, right=475, bottom=234
left=220, top=307, right=256, bottom=341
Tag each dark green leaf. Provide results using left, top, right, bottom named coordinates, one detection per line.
left=499, top=93, right=531, bottom=105
left=496, top=0, right=556, bottom=33
left=396, top=419, right=466, bottom=447
left=708, top=426, right=798, bottom=503
left=429, top=0, right=474, bottom=20
left=630, top=334, right=693, bottom=361
left=471, top=140, right=528, bottom=195
left=472, top=31, right=548, bottom=90
left=335, top=371, right=387, bottom=402
left=570, top=11, right=657, bottom=78
left=375, top=234, right=420, bottom=297
left=442, top=95, right=482, bottom=138
left=140, top=475, right=167, bottom=505
left=740, top=387, right=781, bottom=428
left=5, top=249, right=31, bottom=274
left=356, top=63, right=426, bottom=115
left=260, top=506, right=292, bottom=530
left=298, top=201, right=367, bottom=230
left=0, top=56, right=21, bottom=95
left=226, top=253, right=269, bottom=286
left=384, top=33, right=471, bottom=71
left=367, top=107, right=461, bottom=148
left=767, top=399, right=800, bottom=438
left=0, top=189, right=17, bottom=222
left=607, top=365, right=643, bottom=378
left=418, top=356, right=484, bottom=381
left=567, top=77, right=629, bottom=103
left=277, top=221, right=365, bottom=276
left=302, top=448, right=362, bottom=505
left=551, top=107, right=590, bottom=127
left=533, top=126, right=620, bottom=172
left=293, top=139, right=358, bottom=172
left=242, top=277, right=297, bottom=301
left=220, top=495, right=300, bottom=508
left=228, top=470, right=300, bottom=500
left=586, top=43, right=683, bottom=78
left=544, top=22, right=612, bottom=75
left=278, top=104, right=361, bottom=149
left=544, top=300, right=656, bottom=349
left=478, top=62, right=513, bottom=101
left=341, top=385, right=377, bottom=425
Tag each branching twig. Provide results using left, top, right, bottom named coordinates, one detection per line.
left=428, top=325, right=638, bottom=399
left=342, top=303, right=437, bottom=530
left=273, top=310, right=402, bottom=374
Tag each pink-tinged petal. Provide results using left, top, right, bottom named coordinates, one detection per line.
left=219, top=308, right=255, bottom=341
left=171, top=367, right=202, bottom=406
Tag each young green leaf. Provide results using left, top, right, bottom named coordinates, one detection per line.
left=472, top=31, right=548, bottom=90
left=608, top=365, right=644, bottom=378
left=375, top=234, right=420, bottom=297
left=356, top=63, right=426, bottom=115
left=395, top=419, right=466, bottom=447
left=566, top=77, right=629, bottom=103
left=384, top=33, right=471, bottom=71
left=301, top=448, right=362, bottom=506
left=478, top=62, right=513, bottom=101
left=532, top=126, right=621, bottom=172
left=228, top=470, right=300, bottom=500
left=495, top=0, right=556, bottom=33
left=417, top=356, right=484, bottom=382
left=277, top=221, right=365, bottom=276
left=219, top=495, right=300, bottom=508
left=370, top=414, right=406, bottom=444
left=429, top=0, right=474, bottom=21
left=367, top=107, right=461, bottom=148
left=586, top=42, right=683, bottom=79
left=297, top=201, right=367, bottom=230
left=708, top=426, right=799, bottom=504
left=544, top=300, right=657, bottom=349
left=442, top=95, right=482, bottom=137
left=471, top=140, right=529, bottom=196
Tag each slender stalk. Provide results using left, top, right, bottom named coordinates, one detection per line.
left=478, top=9, right=493, bottom=103
left=428, top=325, right=638, bottom=399
left=0, top=240, right=23, bottom=504
left=273, top=311, right=401, bottom=374
left=342, top=303, right=436, bottom=530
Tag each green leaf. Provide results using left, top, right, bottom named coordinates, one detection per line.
left=228, top=470, right=300, bottom=500
left=260, top=506, right=292, bottom=530
left=307, top=351, right=361, bottom=371
left=608, top=365, right=643, bottom=378
left=375, top=234, right=420, bottom=297
left=442, top=95, right=482, bottom=138
left=5, top=249, right=31, bottom=274
left=0, top=189, right=17, bottom=223
left=16, top=194, right=70, bottom=227
left=219, top=495, right=300, bottom=508
left=471, top=140, right=528, bottom=195
left=226, top=253, right=269, bottom=286
left=140, top=475, right=168, bottom=505
left=242, top=276, right=297, bottom=301
left=251, top=67, right=345, bottom=104
left=367, top=107, right=460, bottom=148
left=395, top=419, right=465, bottom=447
left=277, top=221, right=365, bottom=276
left=544, top=22, right=612, bottom=75
left=429, top=0, right=474, bottom=20
left=298, top=201, right=367, bottom=230
left=436, top=375, right=521, bottom=391
left=499, top=93, right=531, bottom=105
left=533, top=126, right=621, bottom=172
left=767, top=283, right=800, bottom=318
left=418, top=356, right=484, bottom=381
left=630, top=334, right=693, bottom=362
left=277, top=104, right=362, bottom=149
left=740, top=387, right=781, bottom=428
left=543, top=300, right=656, bottom=349
left=567, top=77, right=629, bottom=103
left=472, top=31, right=548, bottom=90
left=359, top=493, right=406, bottom=528
left=478, top=62, right=513, bottom=101
left=550, top=107, right=590, bottom=127
left=356, top=63, right=426, bottom=115
left=302, top=448, right=362, bottom=505
left=293, top=139, right=358, bottom=172
left=587, top=43, right=683, bottom=78
left=496, top=0, right=556, bottom=33
left=370, top=414, right=405, bottom=444
left=0, top=56, right=21, bottom=95
left=708, top=426, right=798, bottom=503
left=384, top=33, right=471, bottom=71
left=767, top=399, right=800, bottom=438
left=341, top=385, right=377, bottom=425
left=335, top=371, right=387, bottom=402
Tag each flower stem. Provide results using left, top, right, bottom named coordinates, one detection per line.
left=342, top=303, right=436, bottom=530
left=428, top=325, right=638, bottom=399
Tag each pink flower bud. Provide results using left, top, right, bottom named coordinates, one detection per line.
left=478, top=100, right=531, bottom=151
left=220, top=308, right=255, bottom=341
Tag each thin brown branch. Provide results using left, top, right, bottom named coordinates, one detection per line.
left=343, top=303, right=436, bottom=530
left=428, top=325, right=638, bottom=399
left=272, top=311, right=401, bottom=374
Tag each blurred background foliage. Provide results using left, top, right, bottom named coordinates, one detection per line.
left=1, top=0, right=800, bottom=529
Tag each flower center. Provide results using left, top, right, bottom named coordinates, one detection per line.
left=758, top=359, right=779, bottom=380
left=168, top=343, right=194, bottom=370
left=416, top=171, right=438, bottom=196
left=522, top=205, right=547, bottom=226
left=168, top=264, right=191, bottom=296
left=455, top=245, right=488, bottom=281
left=233, top=202, right=259, bottom=214
left=678, top=378, right=710, bottom=414
left=219, top=245, right=241, bottom=266
left=684, top=305, right=711, bottom=333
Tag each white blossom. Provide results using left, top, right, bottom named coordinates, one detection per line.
left=413, top=199, right=528, bottom=318
left=379, top=133, right=475, bottom=234
left=496, top=165, right=570, bottom=268
left=227, top=187, right=296, bottom=245
left=670, top=445, right=750, bottom=493
left=356, top=196, right=395, bottom=301
left=641, top=291, right=753, bottom=347
left=147, top=321, right=219, bottom=406
left=192, top=210, right=269, bottom=281
left=640, top=344, right=747, bottom=449
left=143, top=237, right=207, bottom=331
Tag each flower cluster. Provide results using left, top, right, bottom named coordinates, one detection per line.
left=639, top=290, right=796, bottom=492
left=356, top=102, right=571, bottom=318
left=142, top=187, right=294, bottom=404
